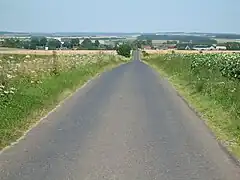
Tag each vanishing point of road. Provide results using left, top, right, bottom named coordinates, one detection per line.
left=0, top=51, right=240, bottom=180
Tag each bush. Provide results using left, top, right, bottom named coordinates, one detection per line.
left=116, top=44, right=132, bottom=58
left=142, top=50, right=149, bottom=57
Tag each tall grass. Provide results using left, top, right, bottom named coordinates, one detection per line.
left=0, top=52, right=129, bottom=149
left=144, top=53, right=240, bottom=157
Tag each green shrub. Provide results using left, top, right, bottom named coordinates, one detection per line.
left=116, top=44, right=132, bottom=58
left=142, top=50, right=149, bottom=57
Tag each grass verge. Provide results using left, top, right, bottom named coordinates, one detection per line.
left=0, top=53, right=129, bottom=149
left=143, top=54, right=240, bottom=160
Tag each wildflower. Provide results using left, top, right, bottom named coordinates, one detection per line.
left=230, top=88, right=236, bottom=93
left=6, top=74, right=13, bottom=79
left=3, top=90, right=9, bottom=94
left=0, top=85, right=4, bottom=89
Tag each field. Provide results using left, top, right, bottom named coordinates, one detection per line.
left=143, top=52, right=240, bottom=159
left=215, top=38, right=240, bottom=43
left=145, top=49, right=239, bottom=54
left=0, top=48, right=117, bottom=55
left=0, top=52, right=129, bottom=149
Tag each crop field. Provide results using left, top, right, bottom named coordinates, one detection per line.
left=145, top=49, right=239, bottom=54
left=215, top=38, right=240, bottom=43
left=143, top=52, right=240, bottom=158
left=0, top=49, right=117, bottom=55
left=0, top=52, right=128, bottom=149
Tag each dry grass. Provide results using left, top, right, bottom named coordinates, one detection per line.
left=145, top=50, right=239, bottom=54
left=0, top=49, right=117, bottom=55
left=215, top=38, right=240, bottom=43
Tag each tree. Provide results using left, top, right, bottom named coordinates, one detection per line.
left=30, top=37, right=39, bottom=49
left=70, top=38, right=80, bottom=48
left=3, top=38, right=17, bottom=48
left=132, top=40, right=143, bottom=49
left=31, top=37, right=40, bottom=45
left=22, top=41, right=31, bottom=49
left=116, top=44, right=132, bottom=57
left=146, top=39, right=152, bottom=46
left=62, top=41, right=72, bottom=49
left=81, top=38, right=93, bottom=49
left=47, top=39, right=61, bottom=50
left=114, top=42, right=119, bottom=50
left=39, top=37, right=48, bottom=47
left=224, top=42, right=240, bottom=50
left=94, top=40, right=100, bottom=48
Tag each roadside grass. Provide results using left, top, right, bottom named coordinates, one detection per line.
left=143, top=53, right=240, bottom=159
left=0, top=52, right=129, bottom=149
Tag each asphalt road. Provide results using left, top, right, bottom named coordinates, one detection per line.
left=0, top=51, right=240, bottom=180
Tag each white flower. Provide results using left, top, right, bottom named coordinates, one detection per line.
left=25, top=55, right=30, bottom=58
left=6, top=74, right=13, bottom=79
left=4, top=90, right=9, bottom=94
left=0, top=85, right=4, bottom=89
left=230, top=88, right=236, bottom=93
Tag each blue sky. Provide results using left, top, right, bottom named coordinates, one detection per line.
left=0, top=0, right=238, bottom=33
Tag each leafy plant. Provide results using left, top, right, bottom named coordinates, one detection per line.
left=116, top=44, right=132, bottom=58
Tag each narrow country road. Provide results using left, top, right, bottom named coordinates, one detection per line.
left=0, top=51, right=240, bottom=180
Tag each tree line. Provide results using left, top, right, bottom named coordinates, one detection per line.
left=1, top=37, right=117, bottom=50
left=137, top=34, right=218, bottom=45
left=0, top=36, right=134, bottom=58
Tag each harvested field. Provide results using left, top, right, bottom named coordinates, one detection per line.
left=145, top=49, right=240, bottom=54
left=0, top=49, right=117, bottom=55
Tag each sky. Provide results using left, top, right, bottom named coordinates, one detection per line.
left=0, top=0, right=239, bottom=33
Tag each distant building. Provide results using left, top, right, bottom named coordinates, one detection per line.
left=192, top=45, right=215, bottom=51
left=216, top=46, right=227, bottom=50
left=176, top=43, right=193, bottom=50
left=167, top=45, right=177, bottom=49
left=185, top=45, right=191, bottom=50
left=143, top=45, right=152, bottom=50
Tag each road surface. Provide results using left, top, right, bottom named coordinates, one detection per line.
left=0, top=51, right=240, bottom=180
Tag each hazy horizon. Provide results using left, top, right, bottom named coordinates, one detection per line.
left=0, top=0, right=239, bottom=34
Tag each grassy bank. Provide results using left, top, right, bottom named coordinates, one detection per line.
left=143, top=53, right=240, bottom=158
left=0, top=52, right=129, bottom=149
